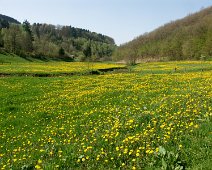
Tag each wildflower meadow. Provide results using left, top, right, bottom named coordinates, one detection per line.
left=0, top=61, right=211, bottom=169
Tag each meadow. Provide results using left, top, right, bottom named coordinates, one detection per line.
left=0, top=59, right=212, bottom=169
left=0, top=54, right=124, bottom=75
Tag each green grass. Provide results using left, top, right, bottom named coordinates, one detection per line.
left=132, top=61, right=212, bottom=74
left=0, top=53, right=69, bottom=63
left=0, top=59, right=211, bottom=169
left=0, top=53, right=31, bottom=63
left=0, top=54, right=125, bottom=75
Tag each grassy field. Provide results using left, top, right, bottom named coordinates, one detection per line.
left=0, top=59, right=211, bottom=169
left=0, top=54, right=125, bottom=75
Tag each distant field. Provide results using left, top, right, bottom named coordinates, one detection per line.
left=0, top=62, right=125, bottom=74
left=0, top=59, right=211, bottom=169
left=0, top=54, right=125, bottom=75
left=133, top=61, right=212, bottom=74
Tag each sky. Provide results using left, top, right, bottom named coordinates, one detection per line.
left=0, top=0, right=211, bottom=45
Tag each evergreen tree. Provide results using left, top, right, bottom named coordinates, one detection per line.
left=0, top=19, right=9, bottom=29
left=22, top=20, right=33, bottom=52
left=83, top=42, right=92, bottom=59
left=59, top=47, right=65, bottom=56
left=0, top=30, right=3, bottom=47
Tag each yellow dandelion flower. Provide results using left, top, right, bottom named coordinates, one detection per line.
left=35, top=165, right=41, bottom=169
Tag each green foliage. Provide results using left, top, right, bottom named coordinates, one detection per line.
left=30, top=23, right=115, bottom=60
left=153, top=146, right=185, bottom=170
left=1, top=24, right=23, bottom=53
left=0, top=19, right=9, bottom=29
left=58, top=47, right=65, bottom=57
left=83, top=42, right=92, bottom=59
left=0, top=15, right=115, bottom=61
left=22, top=20, right=34, bottom=45
left=0, top=14, right=20, bottom=25
left=115, top=7, right=212, bottom=62
left=23, top=20, right=32, bottom=35
left=0, top=29, right=3, bottom=47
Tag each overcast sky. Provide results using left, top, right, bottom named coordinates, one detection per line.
left=0, top=0, right=211, bottom=45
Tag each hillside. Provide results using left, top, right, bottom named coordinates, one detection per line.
left=0, top=14, right=20, bottom=28
left=114, top=6, right=212, bottom=63
left=0, top=14, right=115, bottom=61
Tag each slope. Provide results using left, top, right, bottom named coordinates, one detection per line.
left=114, top=6, right=212, bottom=63
left=0, top=14, right=20, bottom=24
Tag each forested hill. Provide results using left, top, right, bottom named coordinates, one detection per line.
left=0, top=14, right=115, bottom=61
left=0, top=14, right=20, bottom=26
left=114, top=6, right=212, bottom=63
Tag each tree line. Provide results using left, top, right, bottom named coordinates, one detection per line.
left=0, top=17, right=116, bottom=61
left=114, top=6, right=212, bottom=64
